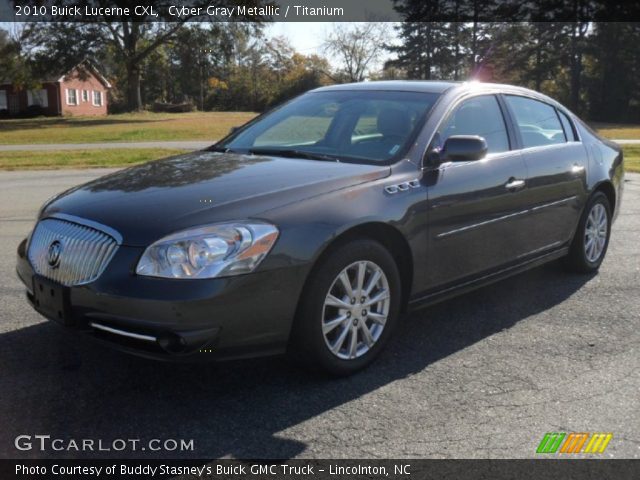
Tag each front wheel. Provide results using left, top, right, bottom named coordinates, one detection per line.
left=565, top=191, right=612, bottom=273
left=289, top=239, right=402, bottom=376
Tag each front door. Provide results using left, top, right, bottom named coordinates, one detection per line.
left=424, top=94, right=531, bottom=290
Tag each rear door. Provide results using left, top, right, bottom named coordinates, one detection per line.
left=425, top=94, right=531, bottom=289
left=502, top=95, right=587, bottom=252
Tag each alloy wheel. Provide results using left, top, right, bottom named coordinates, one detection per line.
left=584, top=203, right=608, bottom=263
left=321, top=260, right=390, bottom=360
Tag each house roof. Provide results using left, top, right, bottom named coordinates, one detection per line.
left=55, top=59, right=112, bottom=89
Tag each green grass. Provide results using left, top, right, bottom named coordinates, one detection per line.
left=592, top=123, right=640, bottom=140
left=0, top=149, right=187, bottom=170
left=622, top=145, right=640, bottom=173
left=0, top=111, right=257, bottom=145
left=0, top=113, right=637, bottom=144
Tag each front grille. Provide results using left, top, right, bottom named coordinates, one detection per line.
left=27, top=217, right=119, bottom=286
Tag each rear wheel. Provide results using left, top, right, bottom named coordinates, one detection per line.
left=289, top=239, right=401, bottom=376
left=565, top=191, right=611, bottom=273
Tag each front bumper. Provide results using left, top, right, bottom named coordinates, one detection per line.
left=16, top=238, right=306, bottom=361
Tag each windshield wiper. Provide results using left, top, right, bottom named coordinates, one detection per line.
left=207, top=145, right=235, bottom=153
left=248, top=148, right=340, bottom=162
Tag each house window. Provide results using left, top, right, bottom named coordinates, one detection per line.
left=66, top=88, right=78, bottom=105
left=82, top=90, right=89, bottom=102
left=92, top=90, right=103, bottom=106
left=0, top=90, right=7, bottom=110
left=27, top=89, right=49, bottom=108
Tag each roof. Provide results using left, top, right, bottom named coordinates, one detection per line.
left=311, top=80, right=566, bottom=110
left=56, top=59, right=112, bottom=89
left=313, top=80, right=459, bottom=94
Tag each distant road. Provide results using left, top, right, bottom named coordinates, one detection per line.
left=0, top=141, right=212, bottom=152
left=0, top=139, right=638, bottom=152
left=612, top=139, right=640, bottom=144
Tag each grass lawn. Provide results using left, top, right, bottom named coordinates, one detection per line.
left=592, top=123, right=640, bottom=140
left=0, top=111, right=257, bottom=145
left=622, top=145, right=640, bottom=173
left=0, top=111, right=637, bottom=144
left=0, top=149, right=187, bottom=170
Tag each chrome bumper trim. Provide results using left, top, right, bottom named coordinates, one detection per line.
left=89, top=322, right=157, bottom=343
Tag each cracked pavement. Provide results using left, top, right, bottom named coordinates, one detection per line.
left=0, top=169, right=638, bottom=459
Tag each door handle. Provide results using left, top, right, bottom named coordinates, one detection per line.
left=505, top=178, right=526, bottom=191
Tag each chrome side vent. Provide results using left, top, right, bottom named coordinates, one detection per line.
left=385, top=179, right=420, bottom=194
left=27, top=217, right=119, bottom=286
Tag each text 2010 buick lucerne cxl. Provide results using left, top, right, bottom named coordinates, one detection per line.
left=17, top=81, right=623, bottom=375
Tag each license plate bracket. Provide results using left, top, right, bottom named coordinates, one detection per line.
left=33, top=275, right=71, bottom=325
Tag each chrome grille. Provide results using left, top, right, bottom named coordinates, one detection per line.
left=27, top=217, right=119, bottom=286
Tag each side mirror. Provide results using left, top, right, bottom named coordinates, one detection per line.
left=229, top=126, right=240, bottom=135
left=442, top=135, right=488, bottom=162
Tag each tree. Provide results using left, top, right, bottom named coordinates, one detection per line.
left=323, top=23, right=392, bottom=82
left=27, top=1, right=264, bottom=111
left=0, top=28, right=20, bottom=81
left=567, top=21, right=589, bottom=113
left=487, top=23, right=566, bottom=90
left=105, top=22, right=189, bottom=111
left=215, top=34, right=332, bottom=112
left=0, top=24, right=40, bottom=88
left=585, top=23, right=640, bottom=122
left=164, top=24, right=250, bottom=109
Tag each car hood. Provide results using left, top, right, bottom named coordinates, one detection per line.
left=43, top=151, right=390, bottom=246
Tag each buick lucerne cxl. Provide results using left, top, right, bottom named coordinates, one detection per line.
left=17, top=81, right=624, bottom=375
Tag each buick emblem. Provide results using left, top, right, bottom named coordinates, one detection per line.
left=47, top=240, right=63, bottom=268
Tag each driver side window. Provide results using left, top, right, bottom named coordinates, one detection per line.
left=436, top=95, right=510, bottom=154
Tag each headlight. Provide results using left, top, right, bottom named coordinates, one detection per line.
left=135, top=221, right=279, bottom=279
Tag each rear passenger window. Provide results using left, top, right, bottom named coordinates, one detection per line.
left=437, top=95, right=510, bottom=154
left=557, top=110, right=576, bottom=141
left=505, top=96, right=566, bottom=148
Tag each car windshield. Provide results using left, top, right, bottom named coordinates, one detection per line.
left=216, top=90, right=440, bottom=164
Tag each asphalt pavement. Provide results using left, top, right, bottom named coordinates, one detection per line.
left=0, top=169, right=638, bottom=459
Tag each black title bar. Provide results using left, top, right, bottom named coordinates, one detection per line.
left=2, top=0, right=640, bottom=22
left=1, top=459, right=639, bottom=480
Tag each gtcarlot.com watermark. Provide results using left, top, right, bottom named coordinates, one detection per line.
left=15, top=434, right=194, bottom=452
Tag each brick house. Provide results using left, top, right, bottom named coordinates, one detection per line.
left=0, top=60, right=111, bottom=117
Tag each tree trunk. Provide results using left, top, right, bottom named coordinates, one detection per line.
left=126, top=63, right=142, bottom=111
left=535, top=40, right=542, bottom=91
left=453, top=23, right=460, bottom=80
left=471, top=19, right=479, bottom=72
left=424, top=23, right=432, bottom=80
left=569, top=23, right=584, bottom=113
left=200, top=62, right=205, bottom=111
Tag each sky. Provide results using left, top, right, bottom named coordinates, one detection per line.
left=267, top=23, right=331, bottom=56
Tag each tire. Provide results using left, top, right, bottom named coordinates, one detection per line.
left=289, top=239, right=402, bottom=376
left=565, top=191, right=612, bottom=273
